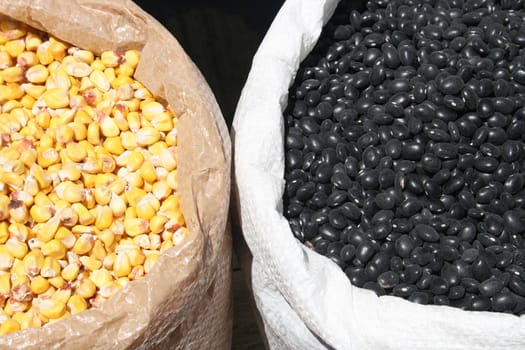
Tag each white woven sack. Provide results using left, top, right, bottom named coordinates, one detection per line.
left=232, top=0, right=525, bottom=349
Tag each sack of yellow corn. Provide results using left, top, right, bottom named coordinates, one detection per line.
left=0, top=0, right=231, bottom=349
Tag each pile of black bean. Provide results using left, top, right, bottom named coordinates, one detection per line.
left=283, top=0, right=525, bottom=314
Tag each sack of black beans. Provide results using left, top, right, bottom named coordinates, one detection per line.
left=233, top=0, right=525, bottom=348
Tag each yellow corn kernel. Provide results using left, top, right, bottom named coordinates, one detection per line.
left=97, top=230, right=115, bottom=249
left=1, top=66, right=23, bottom=83
left=36, top=147, right=59, bottom=168
left=41, top=239, right=66, bottom=260
left=89, top=268, right=112, bottom=288
left=144, top=252, right=159, bottom=274
left=49, top=38, right=67, bottom=60
left=94, top=187, right=111, bottom=206
left=47, top=276, right=65, bottom=289
left=18, top=51, right=38, bottom=67
left=89, top=70, right=110, bottom=92
left=109, top=193, right=126, bottom=217
left=2, top=172, right=24, bottom=191
left=30, top=276, right=50, bottom=294
left=151, top=111, right=174, bottom=132
left=65, top=60, right=92, bottom=78
left=82, top=172, right=97, bottom=188
left=152, top=181, right=172, bottom=201
left=67, top=295, right=88, bottom=315
left=124, top=50, right=140, bottom=68
left=0, top=318, right=20, bottom=335
left=17, top=310, right=41, bottom=330
left=103, top=136, right=124, bottom=155
left=8, top=223, right=30, bottom=242
left=0, top=273, right=11, bottom=294
left=95, top=205, right=113, bottom=230
left=65, top=142, right=87, bottom=162
left=72, top=49, right=94, bottom=64
left=149, top=215, right=168, bottom=234
left=136, top=195, right=160, bottom=220
left=30, top=204, right=53, bottom=223
left=160, top=239, right=174, bottom=253
left=133, top=234, right=150, bottom=249
left=20, top=94, right=35, bottom=109
left=0, top=51, right=12, bottom=69
left=79, top=255, right=101, bottom=271
left=102, top=252, right=116, bottom=270
left=41, top=256, right=61, bottom=278
left=71, top=234, right=94, bottom=255
left=55, top=181, right=85, bottom=203
left=87, top=122, right=100, bottom=145
left=100, top=51, right=121, bottom=68
left=127, top=248, right=145, bottom=267
left=98, top=113, right=120, bottom=137
left=114, top=252, right=131, bottom=277
left=139, top=161, right=157, bottom=183
left=55, top=124, right=74, bottom=144
left=41, top=88, right=69, bottom=109
left=136, top=127, right=161, bottom=146
left=110, top=75, right=133, bottom=89
left=119, top=132, right=137, bottom=152
left=74, top=278, right=96, bottom=300
left=7, top=200, right=27, bottom=224
left=25, top=64, right=49, bottom=84
left=5, top=239, right=28, bottom=260
left=0, top=196, right=8, bottom=221
left=0, top=83, right=24, bottom=102
left=71, top=203, right=95, bottom=225
left=125, top=206, right=136, bottom=221
left=0, top=222, right=8, bottom=244
left=124, top=218, right=149, bottom=237
left=160, top=148, right=177, bottom=171
left=141, top=101, right=164, bottom=121
left=5, top=38, right=25, bottom=57
left=23, top=249, right=44, bottom=277
left=38, top=299, right=66, bottom=319
left=126, top=151, right=144, bottom=171
left=11, top=275, right=31, bottom=302
left=125, top=187, right=146, bottom=207
left=58, top=165, right=81, bottom=183
left=61, top=264, right=79, bottom=281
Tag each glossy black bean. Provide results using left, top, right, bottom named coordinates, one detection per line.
left=392, top=284, right=417, bottom=298
left=492, top=292, right=516, bottom=312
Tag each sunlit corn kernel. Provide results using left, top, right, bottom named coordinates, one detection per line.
left=25, top=64, right=49, bottom=83
left=0, top=246, right=14, bottom=271
left=29, top=204, right=52, bottom=223
left=55, top=124, right=74, bottom=144
left=22, top=249, right=44, bottom=277
left=98, top=113, right=120, bottom=138
left=103, top=136, right=124, bottom=155
left=71, top=203, right=95, bottom=226
left=136, top=127, right=161, bottom=146
left=66, top=294, right=88, bottom=315
left=41, top=88, right=69, bottom=109
left=71, top=49, right=94, bottom=64
left=86, top=122, right=100, bottom=145
left=65, top=60, right=92, bottom=78
left=71, top=234, right=94, bottom=255
left=5, top=38, right=25, bottom=57
left=58, top=207, right=78, bottom=228
left=93, top=187, right=111, bottom=206
left=0, top=318, right=20, bottom=335
left=126, top=111, right=141, bottom=132
left=0, top=51, right=12, bottom=69
left=55, top=181, right=85, bottom=203
left=136, top=195, right=159, bottom=220
left=100, top=51, right=121, bottom=68
left=89, top=70, right=110, bottom=92
left=64, top=143, right=87, bottom=163
left=109, top=193, right=126, bottom=217
left=54, top=227, right=75, bottom=249
left=110, top=74, right=133, bottom=89
left=47, top=276, right=65, bottom=289
left=139, top=161, right=157, bottom=183
left=8, top=223, right=29, bottom=242
left=144, top=253, right=159, bottom=274
left=5, top=238, right=28, bottom=260
left=89, top=268, right=112, bottom=288
left=0, top=83, right=24, bottom=102
left=102, top=252, right=116, bottom=270
left=30, top=276, right=49, bottom=295
left=1, top=66, right=23, bottom=83
left=73, top=278, right=95, bottom=300
left=36, top=147, right=59, bottom=168
left=126, top=151, right=144, bottom=171
left=2, top=172, right=24, bottom=192
left=125, top=187, right=146, bottom=207
left=66, top=251, right=80, bottom=267
left=41, top=239, right=66, bottom=260
left=18, top=51, right=38, bottom=67
left=39, top=299, right=66, bottom=319
left=0, top=222, right=8, bottom=244
left=160, top=239, right=174, bottom=253
left=57, top=166, right=81, bottom=183
left=134, top=88, right=153, bottom=100
left=60, top=264, right=79, bottom=282
left=98, top=230, right=115, bottom=250
left=113, top=252, right=131, bottom=278
left=126, top=248, right=145, bottom=267
left=40, top=256, right=61, bottom=278
left=124, top=218, right=149, bottom=237
left=166, top=170, right=178, bottom=190
left=11, top=275, right=31, bottom=302
left=95, top=206, right=113, bottom=230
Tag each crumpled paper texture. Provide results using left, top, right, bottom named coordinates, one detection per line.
left=233, top=0, right=525, bottom=349
left=0, top=0, right=232, bottom=349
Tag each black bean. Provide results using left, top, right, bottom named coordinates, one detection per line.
left=492, top=292, right=516, bottom=312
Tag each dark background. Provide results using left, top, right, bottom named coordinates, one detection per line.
left=132, top=1, right=285, bottom=126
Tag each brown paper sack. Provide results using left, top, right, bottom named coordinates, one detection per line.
left=0, top=0, right=232, bottom=348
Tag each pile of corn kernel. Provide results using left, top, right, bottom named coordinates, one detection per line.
left=0, top=19, right=187, bottom=333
